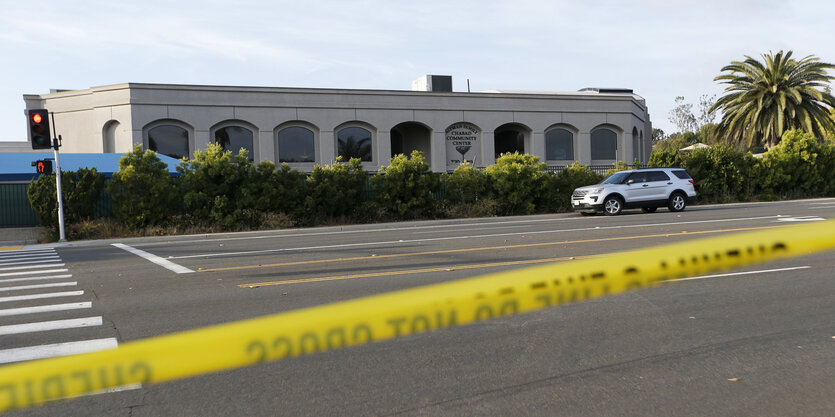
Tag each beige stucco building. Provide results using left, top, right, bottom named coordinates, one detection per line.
left=16, top=79, right=652, bottom=172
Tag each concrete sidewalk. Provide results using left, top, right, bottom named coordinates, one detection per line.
left=0, top=227, right=44, bottom=246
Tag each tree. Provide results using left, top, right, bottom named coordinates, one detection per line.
left=668, top=96, right=697, bottom=133
left=711, top=50, right=835, bottom=149
left=108, top=145, right=178, bottom=229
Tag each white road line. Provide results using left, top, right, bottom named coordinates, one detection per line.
left=0, top=282, right=77, bottom=292
left=112, top=243, right=194, bottom=274
left=0, top=290, right=84, bottom=303
left=0, top=269, right=69, bottom=277
left=0, top=337, right=117, bottom=364
left=65, top=383, right=142, bottom=400
left=0, top=252, right=59, bottom=259
left=0, top=316, right=102, bottom=336
left=670, top=266, right=811, bottom=282
left=0, top=257, right=62, bottom=267
left=171, top=215, right=785, bottom=260
left=0, top=263, right=65, bottom=272
left=808, top=205, right=835, bottom=210
left=131, top=214, right=785, bottom=249
left=0, top=301, right=92, bottom=317
left=0, top=274, right=74, bottom=284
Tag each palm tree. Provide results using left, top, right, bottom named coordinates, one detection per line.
left=710, top=50, right=835, bottom=149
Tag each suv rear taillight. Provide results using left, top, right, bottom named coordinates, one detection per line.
left=689, top=180, right=694, bottom=185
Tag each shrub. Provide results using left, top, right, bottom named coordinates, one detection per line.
left=302, top=157, right=368, bottom=223
left=108, top=145, right=178, bottom=229
left=443, top=161, right=491, bottom=205
left=754, top=130, right=831, bottom=198
left=485, top=152, right=548, bottom=215
left=373, top=151, right=440, bottom=219
left=648, top=150, right=683, bottom=168
left=250, top=161, right=307, bottom=219
left=28, top=168, right=106, bottom=232
left=684, top=144, right=755, bottom=202
left=177, top=143, right=259, bottom=230
left=541, top=162, right=603, bottom=212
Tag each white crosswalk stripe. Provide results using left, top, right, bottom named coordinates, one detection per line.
left=0, top=249, right=121, bottom=369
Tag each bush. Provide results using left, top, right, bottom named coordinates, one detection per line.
left=108, top=145, right=178, bottom=229
left=250, top=161, right=307, bottom=219
left=754, top=130, right=832, bottom=199
left=485, top=152, right=548, bottom=215
left=648, top=150, right=683, bottom=168
left=372, top=151, right=440, bottom=219
left=302, top=157, right=368, bottom=224
left=177, top=143, right=259, bottom=230
left=443, top=161, right=491, bottom=205
left=540, top=162, right=603, bottom=212
left=684, top=144, right=755, bottom=202
left=28, top=168, right=106, bottom=231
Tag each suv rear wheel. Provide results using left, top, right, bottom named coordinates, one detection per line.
left=603, top=196, right=623, bottom=216
left=668, top=192, right=687, bottom=212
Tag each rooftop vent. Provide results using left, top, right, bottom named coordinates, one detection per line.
left=412, top=75, right=453, bottom=92
left=578, top=88, right=634, bottom=94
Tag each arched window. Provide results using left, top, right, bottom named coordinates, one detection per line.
left=337, top=126, right=372, bottom=161
left=148, top=124, right=189, bottom=159
left=545, top=128, right=573, bottom=160
left=494, top=125, right=526, bottom=158
left=591, top=128, right=617, bottom=160
left=277, top=126, right=315, bottom=163
left=214, top=126, right=254, bottom=161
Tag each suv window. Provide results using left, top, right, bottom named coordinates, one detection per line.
left=602, top=171, right=631, bottom=184
left=672, top=170, right=692, bottom=180
left=646, top=171, right=671, bottom=181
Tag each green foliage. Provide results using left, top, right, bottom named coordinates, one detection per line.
left=485, top=152, right=548, bottom=215
left=177, top=143, right=260, bottom=230
left=28, top=168, right=106, bottom=231
left=712, top=50, right=835, bottom=149
left=108, top=145, right=178, bottom=229
left=249, top=161, right=307, bottom=216
left=540, top=162, right=602, bottom=212
left=443, top=161, right=491, bottom=205
left=373, top=151, right=439, bottom=219
left=302, top=157, right=368, bottom=223
left=684, top=144, right=756, bottom=202
left=754, top=130, right=835, bottom=198
left=648, top=150, right=683, bottom=167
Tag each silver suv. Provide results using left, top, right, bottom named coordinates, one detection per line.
left=571, top=168, right=697, bottom=215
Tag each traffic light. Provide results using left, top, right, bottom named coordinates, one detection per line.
left=27, top=109, right=52, bottom=149
left=32, top=159, right=53, bottom=174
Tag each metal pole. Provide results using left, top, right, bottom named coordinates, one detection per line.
left=53, top=136, right=66, bottom=242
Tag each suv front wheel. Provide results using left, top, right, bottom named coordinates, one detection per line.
left=668, top=192, right=687, bottom=212
left=603, top=196, right=623, bottom=216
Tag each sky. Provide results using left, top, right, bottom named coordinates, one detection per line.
left=2, top=0, right=834, bottom=142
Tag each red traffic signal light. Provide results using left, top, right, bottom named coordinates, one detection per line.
left=31, top=159, right=53, bottom=174
left=27, top=109, right=52, bottom=150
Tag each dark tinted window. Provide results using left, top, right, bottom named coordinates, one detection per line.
left=672, top=170, right=692, bottom=179
left=337, top=127, right=372, bottom=161
left=591, top=128, right=617, bottom=160
left=278, top=126, right=315, bottom=162
left=627, top=172, right=648, bottom=183
left=545, top=128, right=573, bottom=160
left=647, top=171, right=670, bottom=181
left=148, top=125, right=189, bottom=159
left=215, top=126, right=254, bottom=161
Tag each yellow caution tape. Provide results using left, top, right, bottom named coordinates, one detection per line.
left=2, top=219, right=835, bottom=412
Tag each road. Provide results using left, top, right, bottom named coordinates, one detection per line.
left=3, top=199, right=835, bottom=416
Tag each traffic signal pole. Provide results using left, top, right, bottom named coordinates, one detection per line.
left=50, top=114, right=66, bottom=242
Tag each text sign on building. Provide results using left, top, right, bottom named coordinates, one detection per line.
left=446, top=122, right=480, bottom=171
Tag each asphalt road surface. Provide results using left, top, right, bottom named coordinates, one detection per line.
left=3, top=199, right=835, bottom=416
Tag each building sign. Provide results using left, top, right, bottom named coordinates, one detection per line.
left=446, top=122, right=480, bottom=171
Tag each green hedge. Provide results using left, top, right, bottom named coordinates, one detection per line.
left=27, top=130, right=835, bottom=237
